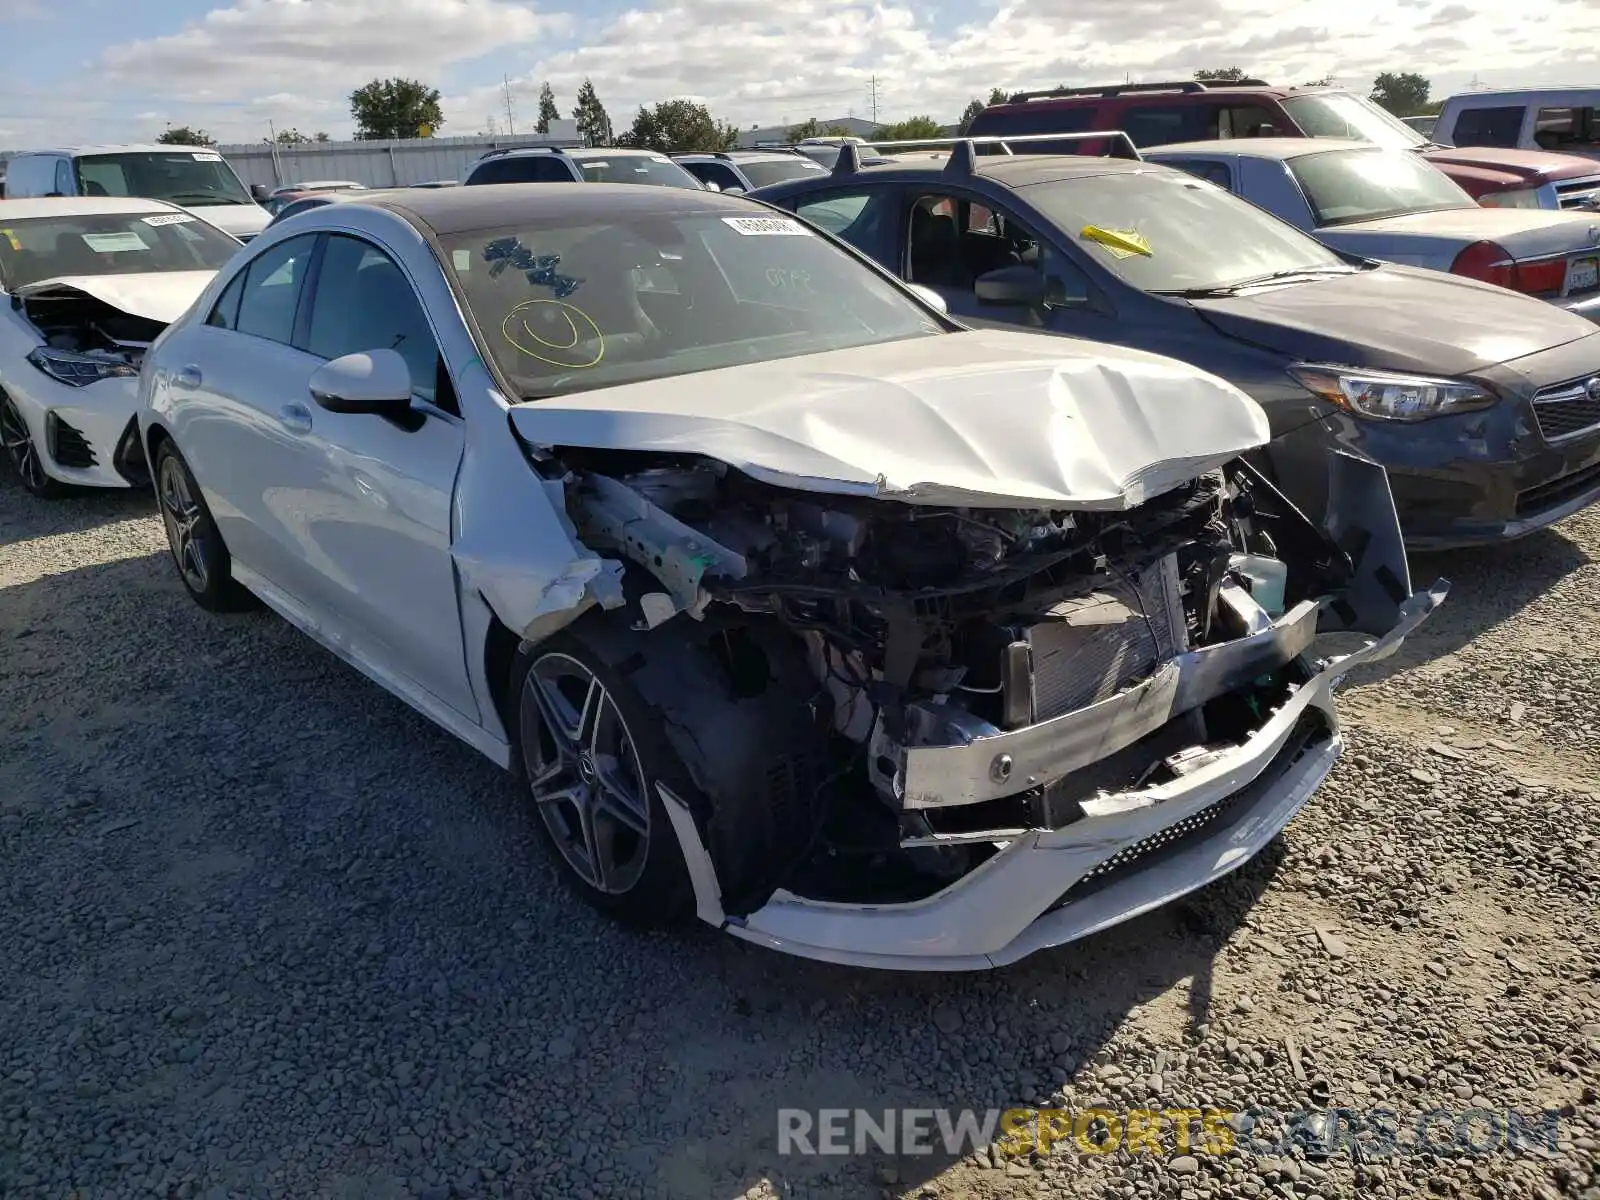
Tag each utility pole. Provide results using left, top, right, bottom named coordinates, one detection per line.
left=503, top=76, right=516, bottom=136
left=867, top=76, right=880, bottom=123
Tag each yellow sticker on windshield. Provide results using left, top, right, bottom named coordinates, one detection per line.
left=1, top=230, right=19, bottom=251
left=1080, top=225, right=1152, bottom=258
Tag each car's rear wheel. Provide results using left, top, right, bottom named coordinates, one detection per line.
left=154, top=440, right=251, bottom=612
left=0, top=395, right=65, bottom=498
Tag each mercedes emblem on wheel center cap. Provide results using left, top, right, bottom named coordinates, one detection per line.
left=577, top=752, right=598, bottom=782
left=1587, top=377, right=1600, bottom=403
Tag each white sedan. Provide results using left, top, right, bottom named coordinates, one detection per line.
left=0, top=197, right=240, bottom=496
left=1146, top=139, right=1600, bottom=321
left=137, top=183, right=1441, bottom=970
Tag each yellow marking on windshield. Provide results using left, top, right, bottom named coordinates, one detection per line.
left=1080, top=225, right=1152, bottom=258
left=502, top=299, right=604, bottom=369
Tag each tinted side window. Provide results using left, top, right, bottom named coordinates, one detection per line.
left=1118, top=103, right=1207, bottom=148
left=1534, top=106, right=1599, bottom=151
left=1215, top=105, right=1283, bottom=139
left=304, top=235, right=441, bottom=407
left=467, top=156, right=569, bottom=185
left=690, top=162, right=744, bottom=191
left=967, top=104, right=1099, bottom=154
left=53, top=159, right=74, bottom=196
left=792, top=189, right=885, bottom=242
left=1161, top=158, right=1233, bottom=189
left=206, top=272, right=247, bottom=329
left=1450, top=106, right=1523, bottom=147
left=234, top=234, right=317, bottom=344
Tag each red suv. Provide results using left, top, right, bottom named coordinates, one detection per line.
left=967, top=80, right=1600, bottom=212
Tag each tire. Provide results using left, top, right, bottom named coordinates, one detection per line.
left=510, top=613, right=828, bottom=927
left=153, top=439, right=252, bottom=612
left=0, top=394, right=66, bottom=499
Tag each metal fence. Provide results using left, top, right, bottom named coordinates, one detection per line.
left=216, top=133, right=580, bottom=189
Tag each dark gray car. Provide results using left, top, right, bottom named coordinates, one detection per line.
left=752, top=148, right=1600, bottom=548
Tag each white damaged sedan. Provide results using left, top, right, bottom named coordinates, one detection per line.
left=0, top=198, right=240, bottom=496
left=138, top=184, right=1445, bottom=970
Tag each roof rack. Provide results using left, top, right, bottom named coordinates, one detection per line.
left=1006, top=78, right=1271, bottom=103
left=831, top=131, right=1142, bottom=177
left=473, top=143, right=584, bottom=161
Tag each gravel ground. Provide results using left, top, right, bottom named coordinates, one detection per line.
left=1, top=474, right=1598, bottom=1200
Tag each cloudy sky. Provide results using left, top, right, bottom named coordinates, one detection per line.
left=0, top=0, right=1594, bottom=147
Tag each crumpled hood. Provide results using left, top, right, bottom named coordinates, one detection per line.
left=15, top=271, right=218, bottom=325
left=1190, top=265, right=1597, bottom=376
left=508, top=329, right=1271, bottom=510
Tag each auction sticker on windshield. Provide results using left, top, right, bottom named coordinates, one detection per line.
left=723, top=216, right=812, bottom=236
left=192, top=152, right=223, bottom=162
left=81, top=232, right=148, bottom=253
left=1569, top=257, right=1598, bottom=295
left=143, top=213, right=196, bottom=227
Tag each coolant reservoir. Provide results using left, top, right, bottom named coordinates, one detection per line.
left=1229, top=553, right=1288, bottom=618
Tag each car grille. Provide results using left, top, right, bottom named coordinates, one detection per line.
left=1050, top=711, right=1330, bottom=908
left=1516, top=461, right=1600, bottom=518
left=1531, top=376, right=1600, bottom=443
left=1555, top=176, right=1600, bottom=211
left=47, top=414, right=96, bottom=469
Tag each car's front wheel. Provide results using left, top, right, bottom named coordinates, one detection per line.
left=0, top=394, right=65, bottom=498
left=153, top=439, right=251, bottom=612
left=513, top=633, right=694, bottom=926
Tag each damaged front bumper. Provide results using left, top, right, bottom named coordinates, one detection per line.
left=661, top=580, right=1446, bottom=971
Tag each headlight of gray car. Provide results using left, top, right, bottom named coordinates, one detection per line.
left=1290, top=365, right=1498, bottom=422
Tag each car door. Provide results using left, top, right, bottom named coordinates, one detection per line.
left=275, top=231, right=476, bottom=719
left=895, top=185, right=1115, bottom=343
left=172, top=233, right=323, bottom=592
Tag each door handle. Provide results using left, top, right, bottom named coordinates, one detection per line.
left=175, top=365, right=202, bottom=388
left=278, top=403, right=313, bottom=435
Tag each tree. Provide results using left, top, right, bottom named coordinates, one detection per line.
left=1370, top=71, right=1431, bottom=116
left=572, top=79, right=612, bottom=146
left=273, top=128, right=331, bottom=144
left=989, top=87, right=1009, bottom=106
left=1194, top=66, right=1249, bottom=82
left=157, top=126, right=215, bottom=146
left=876, top=115, right=944, bottom=142
left=536, top=82, right=559, bottom=134
left=349, top=77, right=444, bottom=140
left=787, top=117, right=823, bottom=141
left=621, top=99, right=738, bottom=152
left=958, top=99, right=985, bottom=134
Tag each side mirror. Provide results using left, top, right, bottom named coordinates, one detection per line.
left=974, top=264, right=1048, bottom=307
left=249, top=183, right=270, bottom=203
left=723, top=185, right=746, bottom=195
left=904, top=283, right=949, bottom=314
left=702, top=180, right=721, bottom=192
left=309, top=350, right=417, bottom=422
left=1043, top=273, right=1092, bottom=309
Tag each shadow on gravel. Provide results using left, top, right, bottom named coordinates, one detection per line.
left=0, top=469, right=158, bottom=542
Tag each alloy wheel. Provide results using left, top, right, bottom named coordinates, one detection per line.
left=521, top=653, right=652, bottom=895
left=0, top=398, right=47, bottom=493
left=158, top=454, right=210, bottom=594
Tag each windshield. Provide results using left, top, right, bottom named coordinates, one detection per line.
left=573, top=154, right=704, bottom=189
left=76, top=151, right=256, bottom=208
left=1280, top=93, right=1429, bottom=149
left=1021, top=169, right=1347, bottom=293
left=0, top=211, right=241, bottom=290
left=738, top=158, right=829, bottom=188
left=1288, top=147, right=1473, bottom=225
left=441, top=210, right=942, bottom=399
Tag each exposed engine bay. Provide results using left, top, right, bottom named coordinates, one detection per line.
left=544, top=445, right=1361, bottom=912
left=17, top=287, right=163, bottom=371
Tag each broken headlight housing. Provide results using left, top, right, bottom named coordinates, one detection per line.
left=27, top=347, right=139, bottom=388
left=1291, top=364, right=1496, bottom=422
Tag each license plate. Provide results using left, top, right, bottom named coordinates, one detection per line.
left=1569, top=256, right=1599, bottom=294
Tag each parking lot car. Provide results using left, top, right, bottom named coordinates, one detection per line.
left=4, top=145, right=273, bottom=241
left=1144, top=140, right=1600, bottom=318
left=1434, top=88, right=1600, bottom=173
left=0, top=198, right=240, bottom=496
left=135, top=182, right=1440, bottom=969
left=671, top=149, right=828, bottom=193
left=463, top=145, right=703, bottom=189
left=752, top=139, right=1600, bottom=548
left=966, top=80, right=1600, bottom=213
